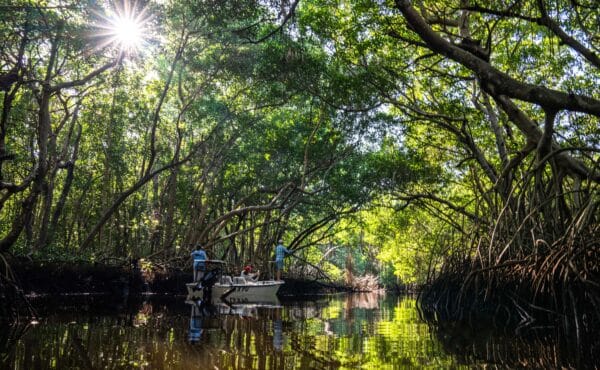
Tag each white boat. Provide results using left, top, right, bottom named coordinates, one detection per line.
left=186, top=260, right=284, bottom=303
left=186, top=276, right=284, bottom=303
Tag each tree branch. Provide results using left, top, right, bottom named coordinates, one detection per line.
left=243, top=0, right=300, bottom=44
left=394, top=0, right=600, bottom=116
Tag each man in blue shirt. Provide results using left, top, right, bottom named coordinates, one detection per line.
left=275, top=239, right=290, bottom=281
left=191, top=245, right=208, bottom=282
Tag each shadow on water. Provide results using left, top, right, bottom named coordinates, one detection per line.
left=419, top=302, right=600, bottom=369
left=418, top=282, right=600, bottom=370
left=1, top=292, right=597, bottom=369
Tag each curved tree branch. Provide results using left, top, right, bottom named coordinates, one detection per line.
left=244, top=0, right=300, bottom=44
left=394, top=0, right=600, bottom=116
left=463, top=2, right=600, bottom=69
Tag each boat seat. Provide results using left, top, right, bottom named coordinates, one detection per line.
left=232, top=276, right=246, bottom=285
left=220, top=276, right=233, bottom=285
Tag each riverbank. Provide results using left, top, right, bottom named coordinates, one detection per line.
left=2, top=259, right=358, bottom=298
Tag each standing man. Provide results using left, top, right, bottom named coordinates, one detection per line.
left=275, top=239, right=290, bottom=281
left=191, top=244, right=208, bottom=282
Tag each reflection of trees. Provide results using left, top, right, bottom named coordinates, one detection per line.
left=0, top=323, right=29, bottom=367
left=4, top=302, right=195, bottom=369
left=434, top=319, right=595, bottom=368
left=420, top=303, right=598, bottom=369
left=8, top=296, right=416, bottom=368
left=288, top=299, right=328, bottom=320
left=13, top=294, right=575, bottom=368
left=288, top=332, right=344, bottom=369
left=132, top=301, right=153, bottom=327
left=68, top=328, right=95, bottom=370
left=344, top=292, right=382, bottom=310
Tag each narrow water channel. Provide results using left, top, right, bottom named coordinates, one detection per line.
left=0, top=293, right=589, bottom=369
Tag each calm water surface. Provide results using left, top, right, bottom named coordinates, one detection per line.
left=0, top=293, right=585, bottom=369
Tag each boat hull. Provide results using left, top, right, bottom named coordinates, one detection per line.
left=186, top=280, right=284, bottom=303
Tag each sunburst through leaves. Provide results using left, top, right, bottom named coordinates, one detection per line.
left=93, top=0, right=152, bottom=55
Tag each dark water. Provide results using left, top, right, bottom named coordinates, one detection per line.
left=0, top=293, right=590, bottom=369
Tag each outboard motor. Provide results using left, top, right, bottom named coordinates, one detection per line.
left=191, top=267, right=222, bottom=304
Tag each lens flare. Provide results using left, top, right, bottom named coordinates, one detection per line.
left=93, top=1, right=151, bottom=55
left=111, top=15, right=144, bottom=50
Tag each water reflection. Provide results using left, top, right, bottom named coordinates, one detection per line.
left=1, top=293, right=595, bottom=369
left=272, top=308, right=283, bottom=352
left=133, top=301, right=153, bottom=327
left=424, top=311, right=599, bottom=369
left=186, top=299, right=281, bottom=345
left=188, top=304, right=203, bottom=343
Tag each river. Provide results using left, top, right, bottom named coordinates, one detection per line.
left=0, top=293, right=591, bottom=369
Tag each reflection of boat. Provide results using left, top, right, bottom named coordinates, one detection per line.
left=186, top=297, right=281, bottom=309
left=185, top=297, right=283, bottom=344
left=186, top=297, right=282, bottom=319
left=186, top=260, right=284, bottom=303
left=214, top=299, right=282, bottom=318
left=214, top=297, right=281, bottom=307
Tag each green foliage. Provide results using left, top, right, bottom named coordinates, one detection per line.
left=1, top=0, right=597, bottom=287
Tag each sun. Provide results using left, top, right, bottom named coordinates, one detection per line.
left=94, top=1, right=151, bottom=55
left=110, top=14, right=144, bottom=51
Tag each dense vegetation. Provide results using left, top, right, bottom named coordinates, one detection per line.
left=1, top=0, right=598, bottom=334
